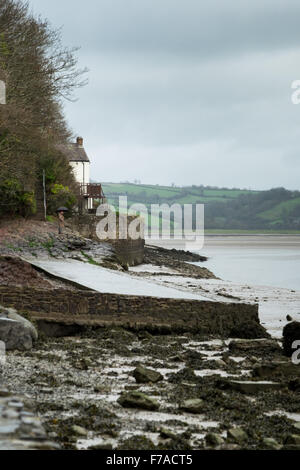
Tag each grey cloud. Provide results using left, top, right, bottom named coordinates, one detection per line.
left=29, top=0, right=300, bottom=189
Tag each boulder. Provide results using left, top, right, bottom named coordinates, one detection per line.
left=253, top=361, right=300, bottom=379
left=0, top=306, right=37, bottom=351
left=133, top=365, right=163, bottom=384
left=0, top=319, right=32, bottom=351
left=3, top=308, right=38, bottom=340
left=283, top=322, right=300, bottom=357
left=179, top=399, right=204, bottom=414
left=117, top=391, right=159, bottom=411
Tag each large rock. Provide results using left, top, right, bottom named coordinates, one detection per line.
left=229, top=338, right=281, bottom=355
left=3, top=308, right=38, bottom=341
left=0, top=306, right=37, bottom=351
left=283, top=322, right=300, bottom=357
left=228, top=321, right=268, bottom=340
left=253, top=361, right=300, bottom=379
left=117, top=391, right=159, bottom=411
left=133, top=365, right=163, bottom=384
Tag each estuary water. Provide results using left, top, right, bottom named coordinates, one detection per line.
left=201, top=235, right=300, bottom=291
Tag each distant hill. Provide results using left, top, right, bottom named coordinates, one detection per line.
left=102, top=183, right=300, bottom=232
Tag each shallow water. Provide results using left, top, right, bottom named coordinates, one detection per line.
left=201, top=235, right=300, bottom=291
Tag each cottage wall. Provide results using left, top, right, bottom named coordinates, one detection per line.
left=70, top=161, right=90, bottom=185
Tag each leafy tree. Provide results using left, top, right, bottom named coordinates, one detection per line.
left=0, top=0, right=87, bottom=216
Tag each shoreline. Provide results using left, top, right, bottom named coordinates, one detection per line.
left=1, top=221, right=300, bottom=450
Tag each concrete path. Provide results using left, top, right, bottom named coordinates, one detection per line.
left=32, top=259, right=211, bottom=301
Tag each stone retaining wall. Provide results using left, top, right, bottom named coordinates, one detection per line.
left=70, top=214, right=145, bottom=266
left=0, top=285, right=266, bottom=337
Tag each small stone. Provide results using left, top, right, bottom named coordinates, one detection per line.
left=117, top=391, right=159, bottom=411
left=282, top=444, right=300, bottom=450
left=289, top=378, right=300, bottom=392
left=220, top=444, right=241, bottom=450
left=160, top=427, right=177, bottom=439
left=21, top=416, right=40, bottom=426
left=293, top=422, right=300, bottom=432
left=71, top=425, right=88, bottom=437
left=7, top=401, right=23, bottom=409
left=221, top=379, right=284, bottom=394
left=285, top=434, right=300, bottom=445
left=227, top=427, right=248, bottom=444
left=262, top=437, right=281, bottom=450
left=205, top=433, right=225, bottom=447
left=215, top=359, right=227, bottom=368
left=133, top=365, right=163, bottom=384
left=88, top=442, right=113, bottom=450
left=179, top=399, right=204, bottom=414
left=286, top=315, right=293, bottom=322
left=40, top=388, right=54, bottom=394
left=2, top=409, right=19, bottom=419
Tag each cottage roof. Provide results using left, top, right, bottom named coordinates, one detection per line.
left=58, top=137, right=90, bottom=163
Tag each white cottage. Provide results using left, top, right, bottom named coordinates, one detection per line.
left=64, top=136, right=90, bottom=185
left=60, top=137, right=105, bottom=212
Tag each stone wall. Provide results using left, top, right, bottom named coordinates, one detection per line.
left=0, top=285, right=266, bottom=338
left=110, top=238, right=145, bottom=266
left=70, top=214, right=145, bottom=266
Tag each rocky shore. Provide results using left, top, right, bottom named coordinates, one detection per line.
left=2, top=327, right=300, bottom=450
left=0, top=218, right=300, bottom=450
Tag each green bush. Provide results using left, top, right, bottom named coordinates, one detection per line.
left=46, top=183, right=76, bottom=215
left=0, top=179, right=36, bottom=217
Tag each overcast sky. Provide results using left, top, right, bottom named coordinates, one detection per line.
left=29, top=0, right=300, bottom=190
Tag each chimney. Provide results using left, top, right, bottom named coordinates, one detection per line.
left=76, top=136, right=83, bottom=147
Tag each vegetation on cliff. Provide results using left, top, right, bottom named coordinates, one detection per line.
left=0, top=0, right=86, bottom=217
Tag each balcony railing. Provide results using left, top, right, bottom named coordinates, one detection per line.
left=80, top=183, right=106, bottom=201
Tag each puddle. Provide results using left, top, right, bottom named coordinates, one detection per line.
left=264, top=410, right=300, bottom=422
left=116, top=408, right=219, bottom=429
left=194, top=369, right=247, bottom=378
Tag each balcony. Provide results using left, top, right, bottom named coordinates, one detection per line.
left=80, top=183, right=106, bottom=202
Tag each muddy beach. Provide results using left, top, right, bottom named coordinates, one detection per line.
left=0, top=223, right=300, bottom=450
left=2, top=327, right=300, bottom=450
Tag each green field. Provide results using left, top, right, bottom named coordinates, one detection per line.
left=102, top=183, right=300, bottom=231
left=102, top=183, right=255, bottom=204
